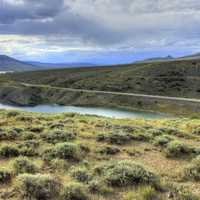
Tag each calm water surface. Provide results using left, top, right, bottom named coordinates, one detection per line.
left=0, top=71, right=13, bottom=74
left=0, top=103, right=170, bottom=119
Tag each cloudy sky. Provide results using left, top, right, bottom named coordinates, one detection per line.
left=0, top=0, right=200, bottom=63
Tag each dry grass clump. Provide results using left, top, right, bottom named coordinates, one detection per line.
left=97, top=160, right=159, bottom=188
left=61, top=182, right=90, bottom=200
left=16, top=174, right=61, bottom=200
left=43, top=142, right=83, bottom=161
left=12, top=157, right=39, bottom=175
left=183, top=155, right=200, bottom=181
left=0, top=168, right=12, bottom=184
left=165, top=141, right=194, bottom=158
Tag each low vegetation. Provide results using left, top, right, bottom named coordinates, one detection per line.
left=16, top=174, right=61, bottom=200
left=0, top=110, right=200, bottom=199
left=0, top=144, right=19, bottom=158
left=183, top=155, right=200, bottom=181
left=0, top=168, right=12, bottom=184
left=98, top=160, right=159, bottom=187
left=12, top=157, right=39, bottom=174
left=61, top=182, right=89, bottom=200
left=124, top=186, right=161, bottom=200
left=43, top=142, right=83, bottom=161
left=165, top=140, right=194, bottom=158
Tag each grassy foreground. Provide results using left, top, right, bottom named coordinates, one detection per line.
left=1, top=110, right=200, bottom=199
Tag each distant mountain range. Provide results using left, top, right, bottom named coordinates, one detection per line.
left=1, top=52, right=200, bottom=72
left=179, top=53, right=200, bottom=60
left=27, top=61, right=98, bottom=68
left=0, top=55, right=98, bottom=72
left=139, top=53, right=200, bottom=63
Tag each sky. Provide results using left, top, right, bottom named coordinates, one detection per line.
left=0, top=0, right=200, bottom=64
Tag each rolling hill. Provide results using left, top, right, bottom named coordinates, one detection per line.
left=0, top=55, right=42, bottom=72
left=0, top=54, right=99, bottom=72
left=4, top=58, right=200, bottom=99
left=138, top=53, right=200, bottom=63
left=138, top=55, right=174, bottom=63
left=180, top=52, right=200, bottom=60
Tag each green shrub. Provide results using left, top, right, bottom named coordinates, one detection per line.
left=123, top=192, right=135, bottom=200
left=55, top=142, right=82, bottom=161
left=43, top=142, right=82, bottom=161
left=70, top=167, right=92, bottom=183
left=23, top=132, right=38, bottom=140
left=0, top=144, right=19, bottom=158
left=192, top=127, right=200, bottom=135
left=96, top=146, right=120, bottom=155
left=29, top=127, right=44, bottom=133
left=13, top=127, right=24, bottom=133
left=61, top=182, right=89, bottom=200
left=165, top=141, right=194, bottom=158
left=184, top=155, right=200, bottom=181
left=168, top=185, right=199, bottom=200
left=147, top=129, right=164, bottom=137
left=124, top=186, right=161, bottom=200
left=0, top=168, right=12, bottom=184
left=98, top=160, right=159, bottom=187
left=0, top=128, right=23, bottom=141
left=49, top=159, right=68, bottom=171
left=13, top=157, right=39, bottom=174
left=78, top=144, right=90, bottom=155
left=17, top=174, right=61, bottom=200
left=132, top=131, right=152, bottom=142
left=41, top=131, right=76, bottom=144
left=17, top=115, right=33, bottom=122
left=159, top=127, right=185, bottom=137
left=49, top=123, right=64, bottom=129
left=179, top=193, right=199, bottom=200
left=23, top=140, right=40, bottom=148
left=153, top=135, right=172, bottom=147
left=20, top=147, right=38, bottom=157
left=96, top=132, right=133, bottom=145
left=7, top=111, right=20, bottom=117
left=0, top=129, right=7, bottom=140
left=42, top=147, right=56, bottom=161
left=88, top=179, right=113, bottom=195
left=5, top=130, right=19, bottom=140
left=17, top=142, right=38, bottom=157
left=138, top=186, right=160, bottom=200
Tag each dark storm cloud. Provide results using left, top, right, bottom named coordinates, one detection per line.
left=1, top=0, right=200, bottom=56
left=0, top=0, right=65, bottom=24
left=0, top=9, right=128, bottom=45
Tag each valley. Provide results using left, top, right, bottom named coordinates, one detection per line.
left=1, top=1, right=200, bottom=199
left=1, top=58, right=200, bottom=116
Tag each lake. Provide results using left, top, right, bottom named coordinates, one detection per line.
left=0, top=104, right=170, bottom=119
left=0, top=71, right=13, bottom=74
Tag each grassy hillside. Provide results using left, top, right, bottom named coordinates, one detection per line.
left=5, top=59, right=200, bottom=98
left=1, top=110, right=200, bottom=199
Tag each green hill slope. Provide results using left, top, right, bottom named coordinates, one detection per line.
left=6, top=59, right=200, bottom=98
